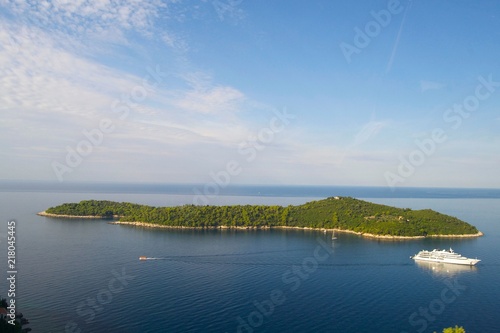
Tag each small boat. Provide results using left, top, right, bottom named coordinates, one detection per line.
left=332, top=231, right=337, bottom=240
left=411, top=248, right=480, bottom=266
left=139, top=256, right=147, bottom=261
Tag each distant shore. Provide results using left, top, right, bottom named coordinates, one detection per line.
left=39, top=197, right=483, bottom=239
left=37, top=211, right=120, bottom=219
left=108, top=221, right=484, bottom=240
left=38, top=210, right=484, bottom=240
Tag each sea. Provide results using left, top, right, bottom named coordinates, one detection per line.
left=1, top=183, right=499, bottom=333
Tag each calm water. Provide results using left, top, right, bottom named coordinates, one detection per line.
left=1, top=187, right=499, bottom=333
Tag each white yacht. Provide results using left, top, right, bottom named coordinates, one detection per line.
left=411, top=248, right=480, bottom=266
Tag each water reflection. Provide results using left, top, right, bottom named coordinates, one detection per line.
left=415, top=260, right=478, bottom=276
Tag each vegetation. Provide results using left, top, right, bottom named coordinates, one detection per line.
left=0, top=297, right=29, bottom=332
left=44, top=197, right=480, bottom=237
left=45, top=200, right=144, bottom=219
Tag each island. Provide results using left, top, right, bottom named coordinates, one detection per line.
left=38, top=197, right=483, bottom=239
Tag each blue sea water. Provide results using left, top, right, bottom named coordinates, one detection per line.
left=0, top=184, right=499, bottom=333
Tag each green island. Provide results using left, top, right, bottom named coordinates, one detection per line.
left=39, top=197, right=482, bottom=239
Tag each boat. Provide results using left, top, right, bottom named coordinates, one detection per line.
left=139, top=256, right=147, bottom=261
left=411, top=248, right=480, bottom=266
left=332, top=231, right=337, bottom=240
left=414, top=260, right=477, bottom=276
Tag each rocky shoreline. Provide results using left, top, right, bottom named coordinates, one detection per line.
left=39, top=211, right=484, bottom=239
left=37, top=211, right=121, bottom=219
left=108, top=221, right=484, bottom=240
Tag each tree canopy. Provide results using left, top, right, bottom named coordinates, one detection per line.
left=44, top=197, right=480, bottom=237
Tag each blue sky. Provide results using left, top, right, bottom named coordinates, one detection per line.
left=1, top=0, right=499, bottom=188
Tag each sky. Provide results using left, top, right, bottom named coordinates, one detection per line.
left=1, top=0, right=499, bottom=188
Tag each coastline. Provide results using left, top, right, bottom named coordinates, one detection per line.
left=37, top=211, right=121, bottom=219
left=108, top=221, right=484, bottom=240
left=39, top=211, right=483, bottom=240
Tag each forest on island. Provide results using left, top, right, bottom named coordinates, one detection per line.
left=45, top=197, right=479, bottom=237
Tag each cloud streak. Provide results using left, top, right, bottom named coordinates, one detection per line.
left=3, top=0, right=165, bottom=35
left=0, top=4, right=274, bottom=182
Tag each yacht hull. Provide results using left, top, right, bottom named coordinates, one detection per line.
left=412, top=256, right=480, bottom=266
left=411, top=248, right=480, bottom=266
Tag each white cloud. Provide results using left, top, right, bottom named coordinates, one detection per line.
left=0, top=23, right=138, bottom=125
left=0, top=18, right=254, bottom=146
left=0, top=0, right=281, bottom=183
left=350, top=120, right=388, bottom=147
left=2, top=0, right=165, bottom=36
left=160, top=71, right=248, bottom=115
left=420, top=80, right=446, bottom=92
left=175, top=86, right=245, bottom=114
left=161, top=31, right=189, bottom=53
left=0, top=20, right=264, bottom=181
left=211, top=0, right=245, bottom=23
left=180, top=71, right=213, bottom=90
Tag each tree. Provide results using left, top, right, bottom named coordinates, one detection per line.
left=332, top=212, right=339, bottom=225
left=102, top=210, right=114, bottom=219
left=0, top=296, right=27, bottom=333
left=43, top=198, right=480, bottom=237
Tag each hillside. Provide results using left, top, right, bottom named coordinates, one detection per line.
left=40, top=197, right=481, bottom=238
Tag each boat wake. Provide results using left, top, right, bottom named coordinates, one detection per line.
left=139, top=248, right=308, bottom=261
left=139, top=256, right=169, bottom=260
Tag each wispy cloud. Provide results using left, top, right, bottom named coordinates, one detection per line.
left=0, top=2, right=271, bottom=183
left=0, top=22, right=137, bottom=123
left=420, top=80, right=446, bottom=92
left=350, top=120, right=388, bottom=147
left=322, top=118, right=391, bottom=166
left=178, top=71, right=248, bottom=115
left=1, top=0, right=403, bottom=186
left=161, top=31, right=190, bottom=52
left=2, top=0, right=165, bottom=35
left=0, top=0, right=193, bottom=53
left=175, top=85, right=246, bottom=114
